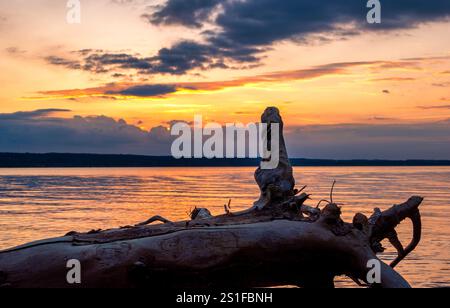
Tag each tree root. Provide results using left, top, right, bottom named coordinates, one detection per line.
left=0, top=107, right=425, bottom=289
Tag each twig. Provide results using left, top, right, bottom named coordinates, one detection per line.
left=316, top=181, right=337, bottom=209
left=330, top=180, right=337, bottom=204
left=187, top=207, right=195, bottom=219
left=316, top=199, right=331, bottom=209
left=224, top=199, right=232, bottom=215
left=295, top=185, right=307, bottom=195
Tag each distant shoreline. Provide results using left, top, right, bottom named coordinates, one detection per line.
left=0, top=153, right=449, bottom=168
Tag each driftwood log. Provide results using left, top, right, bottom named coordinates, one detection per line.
left=0, top=107, right=423, bottom=288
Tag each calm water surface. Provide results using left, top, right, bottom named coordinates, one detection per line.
left=0, top=166, right=449, bottom=288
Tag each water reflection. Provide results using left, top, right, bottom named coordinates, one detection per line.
left=0, top=166, right=449, bottom=288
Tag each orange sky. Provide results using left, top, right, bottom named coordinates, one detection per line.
left=0, top=1, right=449, bottom=130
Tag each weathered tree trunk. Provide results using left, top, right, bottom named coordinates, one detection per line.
left=0, top=107, right=424, bottom=288
left=0, top=196, right=422, bottom=288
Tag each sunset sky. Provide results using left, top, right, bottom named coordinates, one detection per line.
left=0, top=0, right=449, bottom=159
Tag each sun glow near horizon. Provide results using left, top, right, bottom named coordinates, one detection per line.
left=0, top=0, right=449, bottom=158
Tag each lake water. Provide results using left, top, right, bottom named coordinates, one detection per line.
left=0, top=166, right=449, bottom=288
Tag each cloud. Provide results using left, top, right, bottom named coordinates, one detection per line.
left=369, top=116, right=397, bottom=121
left=107, top=84, right=178, bottom=97
left=45, top=0, right=450, bottom=79
left=1, top=109, right=449, bottom=159
left=46, top=56, right=82, bottom=70
left=0, top=110, right=174, bottom=155
left=37, top=60, right=418, bottom=99
left=209, top=0, right=450, bottom=46
left=46, top=41, right=261, bottom=75
left=285, top=120, right=450, bottom=160
left=146, top=0, right=222, bottom=28
left=0, top=109, right=71, bottom=120
left=46, top=53, right=152, bottom=74
left=136, top=0, right=450, bottom=73
left=371, top=77, right=416, bottom=82
left=41, top=2, right=450, bottom=77
left=152, top=40, right=263, bottom=73
left=83, top=53, right=153, bottom=73
left=417, top=104, right=450, bottom=110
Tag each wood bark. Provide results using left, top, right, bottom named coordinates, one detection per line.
left=0, top=196, right=422, bottom=288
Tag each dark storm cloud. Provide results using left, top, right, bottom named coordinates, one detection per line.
left=150, top=40, right=261, bottom=74
left=209, top=0, right=450, bottom=47
left=151, top=41, right=219, bottom=74
left=146, top=0, right=222, bottom=28
left=137, top=0, right=450, bottom=74
left=107, top=84, right=178, bottom=97
left=149, top=0, right=450, bottom=46
left=46, top=1, right=450, bottom=76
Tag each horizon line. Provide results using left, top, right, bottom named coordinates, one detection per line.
left=1, top=153, right=450, bottom=168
